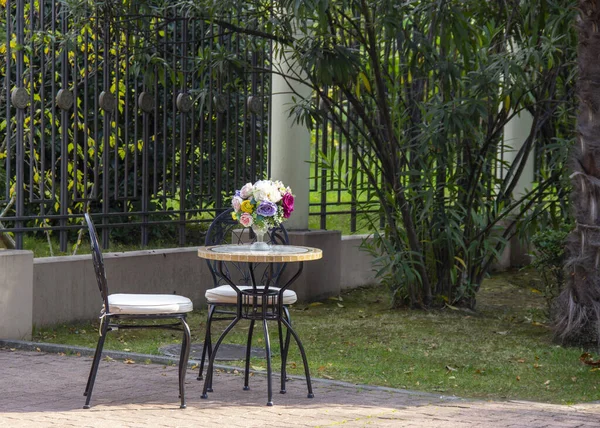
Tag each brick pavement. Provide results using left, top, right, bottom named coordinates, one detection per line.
left=1, top=349, right=599, bottom=427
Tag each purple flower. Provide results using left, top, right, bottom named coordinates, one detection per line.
left=256, top=201, right=277, bottom=217
left=282, top=193, right=294, bottom=218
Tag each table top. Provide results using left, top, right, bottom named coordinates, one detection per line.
left=197, top=244, right=323, bottom=263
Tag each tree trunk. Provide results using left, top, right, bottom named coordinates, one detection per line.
left=555, top=0, right=600, bottom=346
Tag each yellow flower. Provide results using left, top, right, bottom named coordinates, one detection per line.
left=231, top=212, right=237, bottom=221
left=241, top=200, right=254, bottom=213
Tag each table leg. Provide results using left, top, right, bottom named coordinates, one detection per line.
left=201, top=316, right=240, bottom=398
left=279, top=306, right=292, bottom=394
left=262, top=318, right=273, bottom=406
left=280, top=316, right=314, bottom=398
left=244, top=319, right=256, bottom=390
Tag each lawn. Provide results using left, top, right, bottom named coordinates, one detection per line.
left=33, top=268, right=600, bottom=404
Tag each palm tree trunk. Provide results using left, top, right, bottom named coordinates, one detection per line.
left=555, top=0, right=600, bottom=345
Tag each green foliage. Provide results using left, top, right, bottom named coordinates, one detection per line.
left=202, top=0, right=575, bottom=308
left=531, top=225, right=571, bottom=315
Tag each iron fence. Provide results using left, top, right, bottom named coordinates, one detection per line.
left=1, top=0, right=271, bottom=250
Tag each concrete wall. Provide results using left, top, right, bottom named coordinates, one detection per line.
left=26, top=239, right=380, bottom=327
left=1, top=229, right=529, bottom=330
left=340, top=235, right=379, bottom=290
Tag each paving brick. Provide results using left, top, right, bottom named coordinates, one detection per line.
left=1, top=349, right=600, bottom=427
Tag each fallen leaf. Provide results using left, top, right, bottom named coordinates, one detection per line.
left=76, top=352, right=81, bottom=357
left=36, top=347, right=41, bottom=352
left=251, top=365, right=265, bottom=371
left=516, top=376, right=521, bottom=381
left=517, top=359, right=525, bottom=363
left=191, top=364, right=199, bottom=370
left=544, top=380, right=550, bottom=385
left=445, top=365, right=457, bottom=372
left=445, top=303, right=459, bottom=311
left=572, top=377, right=577, bottom=382
left=337, top=303, right=344, bottom=308
left=124, top=359, right=135, bottom=364
left=530, top=288, right=542, bottom=294
left=103, top=356, right=114, bottom=362
left=309, top=302, right=323, bottom=307
left=496, top=331, right=509, bottom=335
left=322, top=375, right=334, bottom=380
left=475, top=369, right=484, bottom=374
left=580, top=353, right=600, bottom=367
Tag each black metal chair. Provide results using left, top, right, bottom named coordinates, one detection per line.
left=198, top=208, right=313, bottom=405
left=83, top=213, right=193, bottom=409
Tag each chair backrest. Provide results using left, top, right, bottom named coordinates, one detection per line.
left=84, top=213, right=110, bottom=312
left=205, top=208, right=289, bottom=288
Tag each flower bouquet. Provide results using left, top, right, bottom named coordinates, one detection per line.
left=231, top=180, right=294, bottom=250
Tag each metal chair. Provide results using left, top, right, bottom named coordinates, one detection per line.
left=82, top=213, right=193, bottom=409
left=198, top=208, right=313, bottom=405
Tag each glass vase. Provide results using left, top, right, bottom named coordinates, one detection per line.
left=250, top=224, right=270, bottom=251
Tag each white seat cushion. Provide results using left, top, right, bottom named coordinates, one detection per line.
left=107, top=293, right=193, bottom=315
left=205, top=285, right=297, bottom=305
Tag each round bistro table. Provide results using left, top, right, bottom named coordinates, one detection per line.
left=197, top=244, right=322, bottom=405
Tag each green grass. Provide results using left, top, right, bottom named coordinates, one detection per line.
left=33, top=268, right=600, bottom=404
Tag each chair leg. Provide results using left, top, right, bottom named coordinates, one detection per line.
left=262, top=318, right=273, bottom=406
left=279, top=307, right=292, bottom=394
left=198, top=305, right=215, bottom=381
left=202, top=317, right=240, bottom=399
left=281, top=317, right=314, bottom=399
left=178, top=316, right=192, bottom=409
left=84, top=322, right=105, bottom=397
left=243, top=319, right=255, bottom=390
left=83, top=320, right=109, bottom=409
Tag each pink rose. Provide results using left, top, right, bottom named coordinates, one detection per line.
left=239, top=212, right=254, bottom=227
left=231, top=196, right=243, bottom=212
left=240, top=183, right=253, bottom=199
left=282, top=193, right=294, bottom=219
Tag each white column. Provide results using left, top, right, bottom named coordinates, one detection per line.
left=502, top=110, right=535, bottom=199
left=269, top=51, right=312, bottom=230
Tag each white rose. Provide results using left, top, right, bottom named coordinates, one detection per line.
left=268, top=182, right=283, bottom=203
left=252, top=180, right=271, bottom=202
left=240, top=182, right=254, bottom=199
